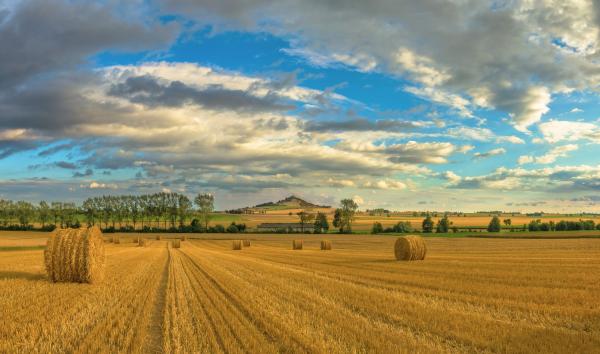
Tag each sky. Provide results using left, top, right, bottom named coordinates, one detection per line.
left=0, top=0, right=600, bottom=212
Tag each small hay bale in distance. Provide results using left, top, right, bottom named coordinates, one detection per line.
left=156, top=235, right=162, bottom=241
left=172, top=239, right=181, bottom=249
left=394, top=235, right=427, bottom=261
left=44, top=226, right=106, bottom=283
left=139, top=238, right=147, bottom=247
left=232, top=240, right=242, bottom=250
left=292, top=240, right=303, bottom=250
left=320, top=240, right=332, bottom=250
left=181, top=235, right=187, bottom=241
left=243, top=239, right=251, bottom=247
left=112, top=235, right=120, bottom=244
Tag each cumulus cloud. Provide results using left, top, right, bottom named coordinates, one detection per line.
left=0, top=0, right=177, bottom=88
left=473, top=148, right=506, bottom=159
left=447, top=126, right=525, bottom=144
left=304, top=118, right=425, bottom=132
left=160, top=0, right=600, bottom=130
left=108, top=74, right=295, bottom=113
left=518, top=144, right=579, bottom=165
left=538, top=120, right=600, bottom=143
left=446, top=164, right=600, bottom=192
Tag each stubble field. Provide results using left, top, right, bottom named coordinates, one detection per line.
left=1, top=232, right=600, bottom=353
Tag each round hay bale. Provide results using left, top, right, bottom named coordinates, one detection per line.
left=320, top=240, right=332, bottom=250
left=44, top=226, right=105, bottom=283
left=243, top=239, right=251, bottom=247
left=181, top=235, right=187, bottom=241
left=232, top=240, right=242, bottom=250
left=139, top=238, right=147, bottom=247
left=394, top=235, right=427, bottom=261
left=112, top=235, right=120, bottom=244
left=292, top=240, right=303, bottom=250
left=156, top=235, right=162, bottom=241
left=172, top=239, right=181, bottom=249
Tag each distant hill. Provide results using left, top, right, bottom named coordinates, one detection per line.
left=254, top=195, right=329, bottom=210
left=224, top=195, right=330, bottom=214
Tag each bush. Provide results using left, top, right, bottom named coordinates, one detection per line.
left=226, top=223, right=239, bottom=233
left=422, top=215, right=434, bottom=233
left=208, top=224, right=225, bottom=233
left=371, top=222, right=384, bottom=234
left=487, top=216, right=501, bottom=232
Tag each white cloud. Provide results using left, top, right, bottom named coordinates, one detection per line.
left=519, top=144, right=579, bottom=165
left=352, top=195, right=364, bottom=205
left=473, top=148, right=506, bottom=159
left=497, top=135, right=525, bottom=144
left=538, top=120, right=600, bottom=143
left=86, top=182, right=118, bottom=189
left=511, top=86, right=551, bottom=132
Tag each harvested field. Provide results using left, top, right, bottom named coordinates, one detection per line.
left=1, top=233, right=600, bottom=352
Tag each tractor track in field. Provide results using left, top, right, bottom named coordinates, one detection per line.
left=177, top=248, right=309, bottom=353
left=142, top=246, right=169, bottom=354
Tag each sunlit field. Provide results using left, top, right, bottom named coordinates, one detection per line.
left=1, top=232, right=600, bottom=353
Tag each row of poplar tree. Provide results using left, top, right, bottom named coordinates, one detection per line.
left=0, top=192, right=216, bottom=231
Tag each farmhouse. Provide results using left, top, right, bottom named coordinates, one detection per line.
left=257, top=223, right=306, bottom=232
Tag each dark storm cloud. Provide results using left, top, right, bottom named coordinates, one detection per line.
left=0, top=0, right=178, bottom=88
left=304, top=118, right=422, bottom=132
left=108, top=75, right=295, bottom=113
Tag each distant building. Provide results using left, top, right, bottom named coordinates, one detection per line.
left=257, top=223, right=306, bottom=232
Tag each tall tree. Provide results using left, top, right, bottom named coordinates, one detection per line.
left=177, top=194, right=192, bottom=227
left=194, top=193, right=214, bottom=231
left=38, top=201, right=50, bottom=227
left=336, top=198, right=358, bottom=233
left=436, top=214, right=451, bottom=233
left=296, top=211, right=314, bottom=233
left=488, top=216, right=501, bottom=232
left=422, top=214, right=434, bottom=233
left=313, top=212, right=329, bottom=234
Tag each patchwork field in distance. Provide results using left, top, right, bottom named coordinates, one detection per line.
left=1, top=232, right=599, bottom=353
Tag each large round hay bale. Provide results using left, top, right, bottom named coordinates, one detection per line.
left=232, top=240, right=242, bottom=250
left=243, top=239, right=251, bottom=247
left=44, top=226, right=105, bottom=283
left=112, top=235, right=120, bottom=244
left=172, top=239, right=181, bottom=249
left=394, top=235, right=427, bottom=261
left=292, top=240, right=303, bottom=250
left=320, top=240, right=332, bottom=250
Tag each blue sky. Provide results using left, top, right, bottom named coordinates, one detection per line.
left=1, top=0, right=600, bottom=211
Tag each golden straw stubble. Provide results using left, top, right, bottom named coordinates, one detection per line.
left=320, top=240, right=332, bottom=250
left=44, top=226, right=106, bottom=283
left=394, top=235, right=427, bottom=261
left=293, top=240, right=303, bottom=250
left=232, top=240, right=242, bottom=250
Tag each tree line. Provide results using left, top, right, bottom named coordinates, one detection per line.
left=0, top=192, right=220, bottom=232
